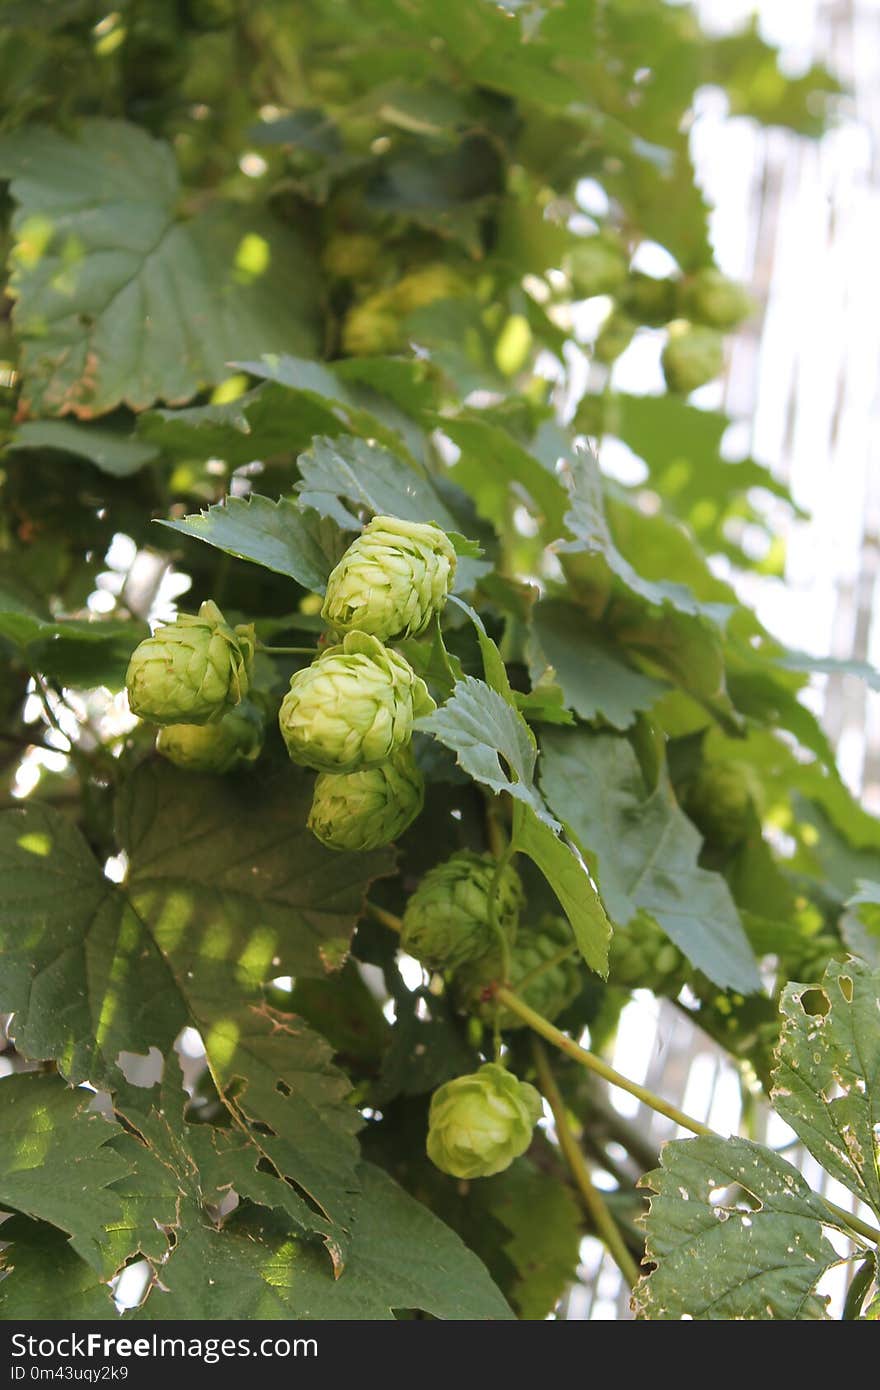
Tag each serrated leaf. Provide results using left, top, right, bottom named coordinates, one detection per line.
left=540, top=728, right=760, bottom=993
left=8, top=421, right=158, bottom=476
left=634, top=1135, right=838, bottom=1320
left=529, top=598, right=668, bottom=730
left=417, top=676, right=555, bottom=828
left=138, top=382, right=344, bottom=468
left=772, top=959, right=880, bottom=1219
left=295, top=433, right=460, bottom=532
left=131, top=1162, right=511, bottom=1321
left=0, top=1075, right=129, bottom=1274
left=158, top=496, right=345, bottom=592
left=439, top=413, right=568, bottom=537
left=0, top=120, right=319, bottom=417
left=0, top=803, right=185, bottom=1084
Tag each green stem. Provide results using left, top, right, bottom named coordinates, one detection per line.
left=533, top=1040, right=641, bottom=1289
left=257, top=644, right=320, bottom=656
left=365, top=901, right=403, bottom=935
left=498, top=985, right=880, bottom=1249
left=487, top=841, right=514, bottom=1061
left=843, top=1255, right=875, bottom=1320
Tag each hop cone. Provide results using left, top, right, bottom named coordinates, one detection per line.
left=662, top=324, right=724, bottom=394
left=308, top=747, right=424, bottom=851
left=594, top=311, right=637, bottom=365
left=156, top=700, right=264, bottom=773
left=322, top=515, right=457, bottom=642
left=620, top=272, right=678, bottom=327
left=126, top=600, right=254, bottom=726
left=566, top=235, right=628, bottom=299
left=342, top=291, right=401, bottom=356
left=390, top=263, right=468, bottom=314
left=608, top=914, right=689, bottom=996
left=685, top=761, right=758, bottom=849
left=321, top=232, right=381, bottom=280
left=401, top=850, right=523, bottom=972
left=679, top=269, right=752, bottom=330
left=426, top=1063, right=542, bottom=1179
left=279, top=630, right=434, bottom=773
left=454, top=915, right=581, bottom=1028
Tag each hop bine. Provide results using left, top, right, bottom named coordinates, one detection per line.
left=453, top=915, right=581, bottom=1028
left=401, top=849, right=523, bottom=972
left=126, top=600, right=254, bottom=726
left=279, top=630, right=434, bottom=773
left=426, top=1063, right=542, bottom=1179
left=308, top=747, right=424, bottom=851
left=322, top=515, right=457, bottom=642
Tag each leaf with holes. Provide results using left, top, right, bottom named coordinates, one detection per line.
left=634, top=1135, right=839, bottom=1320
left=772, top=959, right=880, bottom=1219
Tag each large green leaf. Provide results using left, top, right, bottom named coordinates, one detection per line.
left=529, top=598, right=668, bottom=730
left=0, top=1075, right=130, bottom=1275
left=295, top=433, right=460, bottom=532
left=8, top=420, right=159, bottom=477
left=841, top=881, right=880, bottom=967
left=0, top=120, right=319, bottom=417
left=0, top=802, right=185, bottom=1084
left=486, top=1158, right=582, bottom=1320
left=634, top=1136, right=838, bottom=1320
left=540, top=728, right=760, bottom=992
left=772, top=959, right=880, bottom=1219
left=0, top=1217, right=118, bottom=1320
left=158, top=496, right=346, bottom=592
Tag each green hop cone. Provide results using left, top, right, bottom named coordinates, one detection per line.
left=620, top=271, right=678, bottom=327
left=594, top=311, right=637, bottom=365
left=322, top=515, right=457, bottom=642
left=308, top=746, right=424, bottom=851
left=608, top=913, right=689, bottom=996
left=662, top=324, right=725, bottom=394
left=156, top=700, right=264, bottom=774
left=401, top=850, right=524, bottom=972
left=684, top=761, right=759, bottom=849
left=453, top=915, right=581, bottom=1028
left=341, top=292, right=401, bottom=356
left=426, top=1063, right=542, bottom=1179
left=279, top=630, right=434, bottom=773
left=390, top=263, right=468, bottom=314
left=126, top=600, right=255, bottom=726
left=678, top=268, right=752, bottom=330
left=321, top=232, right=381, bottom=281
left=566, top=235, right=628, bottom=299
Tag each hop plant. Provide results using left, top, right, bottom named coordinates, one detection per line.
left=401, top=850, right=523, bottom=972
left=662, top=324, right=724, bottom=394
left=566, top=235, right=628, bottom=299
left=278, top=630, right=434, bottom=773
left=342, top=291, right=401, bottom=356
left=390, top=263, right=468, bottom=314
left=453, top=915, right=581, bottom=1028
left=321, top=232, right=381, bottom=280
left=126, top=601, right=255, bottom=726
left=156, top=700, right=264, bottom=774
left=678, top=268, right=752, bottom=330
left=620, top=271, right=678, bottom=326
left=322, top=515, right=457, bottom=642
left=608, top=914, right=689, bottom=996
left=594, top=311, right=637, bottom=365
left=426, top=1063, right=542, bottom=1179
left=685, top=761, right=758, bottom=849
left=308, top=747, right=424, bottom=851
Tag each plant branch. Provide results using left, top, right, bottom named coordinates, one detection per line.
left=533, top=1039, right=641, bottom=1289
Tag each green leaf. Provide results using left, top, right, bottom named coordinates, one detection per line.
left=295, top=433, right=461, bottom=532
left=439, top=413, right=568, bottom=537
left=0, top=613, right=148, bottom=688
left=777, top=649, right=880, bottom=694
left=511, top=801, right=610, bottom=978
left=841, top=881, right=880, bottom=967
left=138, top=383, right=344, bottom=467
left=529, top=598, right=668, bottom=730
left=0, top=1075, right=130, bottom=1274
left=0, top=1216, right=117, bottom=1320
left=487, top=1158, right=582, bottom=1321
left=772, top=959, right=880, bottom=1219
left=540, top=728, right=760, bottom=993
left=417, top=676, right=555, bottom=829
left=0, top=119, right=319, bottom=417
left=158, top=496, right=346, bottom=592
left=634, top=1135, right=838, bottom=1320
left=8, top=420, right=159, bottom=476
left=0, top=802, right=186, bottom=1085
left=132, top=1162, right=512, bottom=1321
